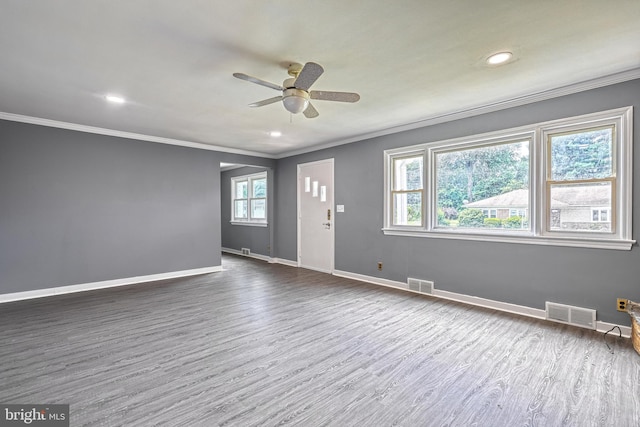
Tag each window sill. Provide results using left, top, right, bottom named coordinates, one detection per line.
left=231, top=221, right=268, bottom=228
left=381, top=228, right=635, bottom=250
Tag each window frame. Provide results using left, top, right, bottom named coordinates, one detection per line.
left=432, top=133, right=534, bottom=235
left=382, top=106, right=634, bottom=250
left=388, top=152, right=425, bottom=228
left=231, top=171, right=268, bottom=227
left=540, top=123, right=618, bottom=238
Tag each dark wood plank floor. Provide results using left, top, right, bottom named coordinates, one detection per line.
left=1, top=254, right=639, bottom=426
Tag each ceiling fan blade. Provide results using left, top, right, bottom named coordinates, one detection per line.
left=303, top=102, right=319, bottom=118
left=233, top=73, right=283, bottom=91
left=248, top=96, right=282, bottom=107
left=293, top=62, right=324, bottom=91
left=310, top=90, right=360, bottom=103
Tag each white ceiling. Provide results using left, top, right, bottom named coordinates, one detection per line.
left=1, top=1, right=639, bottom=157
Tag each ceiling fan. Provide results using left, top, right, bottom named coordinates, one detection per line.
left=233, top=62, right=360, bottom=118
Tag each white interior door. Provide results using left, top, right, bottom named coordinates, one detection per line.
left=297, top=159, right=334, bottom=273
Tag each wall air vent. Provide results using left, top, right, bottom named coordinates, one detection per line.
left=408, top=278, right=434, bottom=295
left=545, top=302, right=596, bottom=330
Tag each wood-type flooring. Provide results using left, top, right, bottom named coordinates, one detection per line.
left=1, top=254, right=639, bottom=426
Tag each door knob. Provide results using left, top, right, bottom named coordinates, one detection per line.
left=322, top=222, right=331, bottom=229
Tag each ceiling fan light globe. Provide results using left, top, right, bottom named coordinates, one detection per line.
left=283, top=96, right=309, bottom=114
left=282, top=88, right=310, bottom=114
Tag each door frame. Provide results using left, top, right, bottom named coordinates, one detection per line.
left=297, top=158, right=335, bottom=273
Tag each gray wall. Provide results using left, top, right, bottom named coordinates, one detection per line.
left=0, top=120, right=222, bottom=293
left=221, top=166, right=272, bottom=257
left=3, top=79, right=639, bottom=325
left=275, top=79, right=640, bottom=324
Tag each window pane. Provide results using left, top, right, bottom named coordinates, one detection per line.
left=251, top=199, right=266, bottom=219
left=549, top=182, right=612, bottom=232
left=234, top=200, right=247, bottom=219
left=235, top=181, right=248, bottom=199
left=232, top=172, right=268, bottom=224
left=435, top=140, right=529, bottom=230
left=393, top=192, right=422, bottom=226
left=393, top=156, right=423, bottom=191
left=550, top=127, right=613, bottom=181
left=252, top=178, right=267, bottom=198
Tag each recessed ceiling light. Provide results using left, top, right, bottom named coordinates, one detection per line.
left=269, top=131, right=282, bottom=137
left=486, top=52, right=513, bottom=65
left=105, top=94, right=126, bottom=104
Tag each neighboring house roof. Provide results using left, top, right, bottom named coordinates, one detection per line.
left=464, top=185, right=610, bottom=209
left=464, top=189, right=528, bottom=209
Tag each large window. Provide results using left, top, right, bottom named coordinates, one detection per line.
left=231, top=171, right=267, bottom=226
left=383, top=107, right=633, bottom=250
left=435, top=138, right=530, bottom=231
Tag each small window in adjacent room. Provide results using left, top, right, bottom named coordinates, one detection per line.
left=231, top=172, right=267, bottom=226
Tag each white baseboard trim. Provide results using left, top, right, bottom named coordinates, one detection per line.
left=221, top=248, right=299, bottom=267
left=596, top=321, right=632, bottom=338
left=332, top=269, right=632, bottom=338
left=333, top=269, right=409, bottom=291
left=222, top=247, right=272, bottom=263
left=0, top=265, right=222, bottom=304
left=432, top=288, right=546, bottom=320
left=273, top=258, right=298, bottom=267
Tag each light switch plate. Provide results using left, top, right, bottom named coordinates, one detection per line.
left=336, top=205, right=345, bottom=213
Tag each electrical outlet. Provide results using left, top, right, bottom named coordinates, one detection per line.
left=377, top=262, right=383, bottom=271
left=617, top=298, right=628, bottom=312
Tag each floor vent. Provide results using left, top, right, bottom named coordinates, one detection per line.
left=408, top=278, right=434, bottom=295
left=545, top=302, right=596, bottom=330
left=241, top=248, right=251, bottom=256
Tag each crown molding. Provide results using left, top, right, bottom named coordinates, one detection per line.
left=276, top=67, right=640, bottom=158
left=0, top=112, right=277, bottom=159
left=1, top=68, right=638, bottom=161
